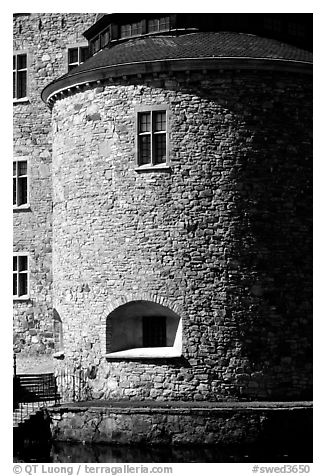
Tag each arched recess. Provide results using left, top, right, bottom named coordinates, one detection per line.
left=53, top=308, right=64, bottom=354
left=105, top=300, right=182, bottom=359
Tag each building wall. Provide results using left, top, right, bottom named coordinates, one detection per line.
left=51, top=69, right=312, bottom=401
left=13, top=13, right=96, bottom=373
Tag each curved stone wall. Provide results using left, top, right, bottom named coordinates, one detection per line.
left=52, top=68, right=312, bottom=401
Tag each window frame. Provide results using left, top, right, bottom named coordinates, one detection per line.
left=135, top=105, right=170, bottom=170
left=13, top=157, right=30, bottom=210
left=13, top=50, right=29, bottom=102
left=13, top=252, right=29, bottom=300
left=67, top=43, right=89, bottom=72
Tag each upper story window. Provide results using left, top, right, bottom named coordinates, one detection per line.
left=88, top=16, right=173, bottom=53
left=148, top=17, right=170, bottom=33
left=137, top=109, right=168, bottom=167
left=263, top=17, right=282, bottom=34
left=13, top=254, right=29, bottom=299
left=120, top=21, right=143, bottom=38
left=13, top=53, right=27, bottom=100
left=13, top=158, right=28, bottom=208
left=68, top=46, right=89, bottom=72
left=288, top=22, right=306, bottom=39
left=90, top=27, right=111, bottom=55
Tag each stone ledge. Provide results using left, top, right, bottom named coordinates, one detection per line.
left=105, top=347, right=182, bottom=359
left=51, top=400, right=313, bottom=414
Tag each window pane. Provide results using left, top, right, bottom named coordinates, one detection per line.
left=19, top=273, right=28, bottom=296
left=13, top=178, right=17, bottom=205
left=139, top=112, right=150, bottom=133
left=121, top=24, right=131, bottom=38
left=131, top=22, right=142, bottom=36
left=18, top=161, right=27, bottom=176
left=13, top=162, right=17, bottom=176
left=80, top=46, right=89, bottom=63
left=148, top=19, right=159, bottom=32
left=19, top=255, right=28, bottom=271
left=159, top=17, right=170, bottom=31
left=13, top=256, right=17, bottom=271
left=101, top=30, right=111, bottom=48
left=153, top=111, right=166, bottom=132
left=17, top=54, right=26, bottom=70
left=68, top=48, right=78, bottom=65
left=13, top=55, right=16, bottom=70
left=18, top=177, right=28, bottom=205
left=13, top=72, right=16, bottom=98
left=143, top=316, right=166, bottom=347
left=13, top=274, right=17, bottom=296
left=139, top=135, right=151, bottom=165
left=154, top=134, right=166, bottom=164
left=17, top=70, right=27, bottom=98
left=94, top=36, right=100, bottom=52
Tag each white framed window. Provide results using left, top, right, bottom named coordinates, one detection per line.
left=13, top=52, right=28, bottom=100
left=136, top=107, right=169, bottom=167
left=13, top=253, right=29, bottom=299
left=13, top=158, right=29, bottom=209
left=67, top=45, right=89, bottom=72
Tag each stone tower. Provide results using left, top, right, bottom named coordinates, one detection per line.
left=18, top=13, right=313, bottom=402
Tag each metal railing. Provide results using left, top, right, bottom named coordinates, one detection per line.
left=13, top=362, right=61, bottom=427
left=54, top=367, right=91, bottom=403
left=13, top=354, right=92, bottom=427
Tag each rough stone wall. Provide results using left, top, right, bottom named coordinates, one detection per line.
left=52, top=69, right=312, bottom=401
left=13, top=13, right=96, bottom=373
left=49, top=404, right=312, bottom=447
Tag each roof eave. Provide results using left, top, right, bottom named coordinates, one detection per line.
left=41, top=56, right=313, bottom=105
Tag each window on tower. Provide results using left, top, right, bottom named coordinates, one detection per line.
left=136, top=108, right=168, bottom=167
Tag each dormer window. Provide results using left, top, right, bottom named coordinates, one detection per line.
left=148, top=16, right=170, bottom=33
left=120, top=21, right=142, bottom=38
left=85, top=15, right=174, bottom=55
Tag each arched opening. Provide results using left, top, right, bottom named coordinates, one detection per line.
left=105, top=300, right=182, bottom=358
left=53, top=308, right=64, bottom=354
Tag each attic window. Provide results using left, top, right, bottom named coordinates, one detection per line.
left=148, top=17, right=170, bottom=33
left=121, top=21, right=142, bottom=38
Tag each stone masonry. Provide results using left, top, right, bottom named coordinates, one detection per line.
left=51, top=68, right=312, bottom=401
left=13, top=13, right=96, bottom=373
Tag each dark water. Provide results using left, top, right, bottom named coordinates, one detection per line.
left=14, top=441, right=312, bottom=464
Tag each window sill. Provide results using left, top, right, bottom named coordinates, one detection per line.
left=135, top=164, right=171, bottom=173
left=105, top=347, right=182, bottom=359
left=13, top=296, right=30, bottom=302
left=13, top=204, right=31, bottom=212
left=13, top=97, right=30, bottom=104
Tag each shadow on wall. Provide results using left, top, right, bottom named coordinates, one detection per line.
left=160, top=73, right=312, bottom=399
left=221, top=80, right=312, bottom=399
